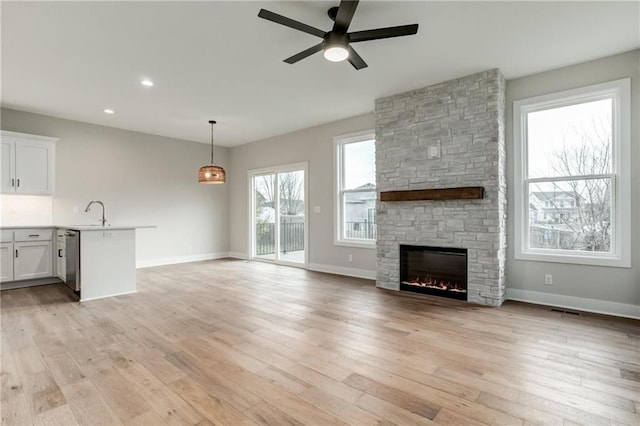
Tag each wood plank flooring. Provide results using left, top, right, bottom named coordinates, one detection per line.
left=1, top=258, right=639, bottom=425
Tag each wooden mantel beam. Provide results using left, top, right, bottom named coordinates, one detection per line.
left=379, top=187, right=484, bottom=202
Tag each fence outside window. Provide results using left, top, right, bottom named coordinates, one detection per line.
left=345, top=220, right=376, bottom=240
left=256, top=222, right=304, bottom=255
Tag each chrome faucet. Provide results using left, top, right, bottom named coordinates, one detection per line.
left=85, top=200, right=107, bottom=226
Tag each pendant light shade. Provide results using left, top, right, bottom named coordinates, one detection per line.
left=199, top=120, right=226, bottom=184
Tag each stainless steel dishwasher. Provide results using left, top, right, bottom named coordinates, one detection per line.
left=64, top=230, right=80, bottom=292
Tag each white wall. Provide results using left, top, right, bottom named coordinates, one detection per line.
left=228, top=113, right=376, bottom=278
left=1, top=108, right=230, bottom=266
left=505, top=50, right=639, bottom=315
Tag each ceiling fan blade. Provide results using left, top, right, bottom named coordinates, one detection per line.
left=349, top=24, right=419, bottom=43
left=258, top=9, right=325, bottom=38
left=333, top=0, right=359, bottom=33
left=347, top=46, right=367, bottom=70
left=284, top=43, right=325, bottom=64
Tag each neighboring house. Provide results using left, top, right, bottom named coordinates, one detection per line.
left=345, top=183, right=377, bottom=239
left=529, top=191, right=579, bottom=225
left=528, top=190, right=611, bottom=251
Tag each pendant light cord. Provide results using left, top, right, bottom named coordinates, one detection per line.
left=210, top=121, right=215, bottom=165
left=211, top=123, right=218, bottom=164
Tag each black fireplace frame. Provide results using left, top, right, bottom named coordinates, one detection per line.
left=399, top=244, right=468, bottom=301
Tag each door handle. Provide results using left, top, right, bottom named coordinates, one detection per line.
left=58, top=249, right=63, bottom=257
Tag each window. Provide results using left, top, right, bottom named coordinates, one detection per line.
left=334, top=131, right=376, bottom=248
left=514, top=78, right=631, bottom=267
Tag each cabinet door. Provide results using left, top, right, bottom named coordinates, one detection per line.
left=15, top=138, right=54, bottom=195
left=56, top=240, right=66, bottom=281
left=14, top=241, right=53, bottom=281
left=1, top=140, right=16, bottom=193
left=0, top=243, right=14, bottom=282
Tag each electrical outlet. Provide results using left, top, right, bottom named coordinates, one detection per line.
left=427, top=140, right=442, bottom=159
left=544, top=274, right=553, bottom=285
left=348, top=254, right=353, bottom=262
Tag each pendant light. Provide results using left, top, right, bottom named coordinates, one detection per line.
left=198, top=120, right=226, bottom=184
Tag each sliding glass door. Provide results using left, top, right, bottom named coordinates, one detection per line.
left=250, top=163, right=307, bottom=266
left=253, top=172, right=276, bottom=261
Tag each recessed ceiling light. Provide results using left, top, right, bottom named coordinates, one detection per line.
left=104, top=109, right=115, bottom=114
left=141, top=79, right=154, bottom=87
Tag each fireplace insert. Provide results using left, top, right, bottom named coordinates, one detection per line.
left=399, top=245, right=467, bottom=301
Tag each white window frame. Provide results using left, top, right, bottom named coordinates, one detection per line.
left=334, top=130, right=376, bottom=249
left=513, top=78, right=631, bottom=268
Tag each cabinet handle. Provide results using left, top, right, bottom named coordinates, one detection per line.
left=15, top=249, right=18, bottom=258
left=58, top=249, right=63, bottom=257
left=28, top=234, right=40, bottom=237
left=16, top=179, right=20, bottom=187
left=11, top=178, right=14, bottom=187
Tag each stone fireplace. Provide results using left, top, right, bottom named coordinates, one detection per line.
left=375, top=69, right=507, bottom=306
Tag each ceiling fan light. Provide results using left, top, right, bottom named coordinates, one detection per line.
left=324, top=45, right=349, bottom=62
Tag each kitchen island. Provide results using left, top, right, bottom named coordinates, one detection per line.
left=72, top=226, right=137, bottom=301
left=1, top=225, right=154, bottom=301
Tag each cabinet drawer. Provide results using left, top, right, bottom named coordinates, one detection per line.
left=0, top=230, right=12, bottom=243
left=14, top=229, right=53, bottom=242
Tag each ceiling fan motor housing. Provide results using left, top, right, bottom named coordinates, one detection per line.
left=324, top=31, right=350, bottom=48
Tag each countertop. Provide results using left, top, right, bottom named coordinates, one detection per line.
left=1, top=225, right=156, bottom=231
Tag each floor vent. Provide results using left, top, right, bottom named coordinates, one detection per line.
left=550, top=307, right=581, bottom=316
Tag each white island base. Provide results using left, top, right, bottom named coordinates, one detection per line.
left=79, top=228, right=136, bottom=301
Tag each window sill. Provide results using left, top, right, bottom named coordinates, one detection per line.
left=515, top=250, right=630, bottom=268
left=335, top=240, right=377, bottom=250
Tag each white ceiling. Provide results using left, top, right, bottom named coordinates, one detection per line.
left=2, top=1, right=638, bottom=147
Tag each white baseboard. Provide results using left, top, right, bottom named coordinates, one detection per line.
left=308, top=263, right=376, bottom=280
left=136, top=252, right=230, bottom=268
left=228, top=252, right=248, bottom=260
left=81, top=290, right=137, bottom=302
left=507, top=288, right=640, bottom=320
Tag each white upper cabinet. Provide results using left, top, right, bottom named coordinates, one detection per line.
left=1, top=131, right=57, bottom=195
left=0, top=140, right=15, bottom=193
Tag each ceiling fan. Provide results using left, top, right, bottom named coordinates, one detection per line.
left=258, top=0, right=419, bottom=70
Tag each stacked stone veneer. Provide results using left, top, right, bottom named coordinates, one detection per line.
left=375, top=69, right=507, bottom=306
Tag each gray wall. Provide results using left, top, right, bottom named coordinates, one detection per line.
left=1, top=108, right=230, bottom=265
left=228, top=113, right=376, bottom=275
left=505, top=50, right=639, bottom=306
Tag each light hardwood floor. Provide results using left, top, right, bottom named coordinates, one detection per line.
left=1, top=258, right=639, bottom=425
